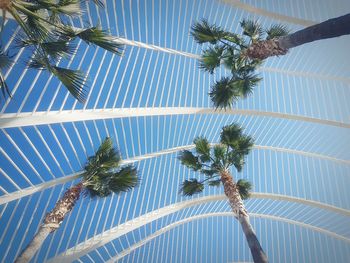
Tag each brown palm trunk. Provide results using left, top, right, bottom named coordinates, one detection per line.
left=247, top=13, right=350, bottom=60
left=15, top=182, right=83, bottom=263
left=220, top=171, right=268, bottom=263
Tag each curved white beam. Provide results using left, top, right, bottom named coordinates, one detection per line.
left=1, top=143, right=349, bottom=205
left=49, top=194, right=350, bottom=262
left=107, top=211, right=350, bottom=263
left=220, top=0, right=315, bottom=26
left=1, top=144, right=348, bottom=205
left=1, top=107, right=349, bottom=129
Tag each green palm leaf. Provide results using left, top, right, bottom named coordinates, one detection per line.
left=178, top=150, right=202, bottom=171
left=208, top=179, right=221, bottom=187
left=84, top=137, right=121, bottom=176
left=108, top=165, right=139, bottom=193
left=193, top=136, right=211, bottom=162
left=237, top=73, right=261, bottom=98
left=180, top=179, right=204, bottom=196
left=240, top=19, right=263, bottom=41
left=209, top=77, right=239, bottom=109
left=236, top=179, right=252, bottom=200
left=0, top=50, right=12, bottom=99
left=213, top=144, right=226, bottom=163
left=220, top=123, right=242, bottom=146
left=191, top=19, right=225, bottom=44
left=199, top=45, right=224, bottom=74
left=75, top=27, right=123, bottom=55
left=266, top=24, right=289, bottom=40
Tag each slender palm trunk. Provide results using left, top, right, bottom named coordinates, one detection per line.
left=247, top=13, right=350, bottom=60
left=15, top=182, right=83, bottom=263
left=220, top=170, right=268, bottom=263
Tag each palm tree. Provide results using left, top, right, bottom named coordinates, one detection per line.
left=191, top=13, right=350, bottom=108
left=0, top=48, right=11, bottom=100
left=0, top=0, right=123, bottom=102
left=178, top=123, right=268, bottom=263
left=15, top=137, right=138, bottom=263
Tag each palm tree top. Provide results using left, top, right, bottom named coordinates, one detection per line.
left=82, top=137, right=138, bottom=197
left=178, top=123, right=254, bottom=197
left=191, top=19, right=288, bottom=109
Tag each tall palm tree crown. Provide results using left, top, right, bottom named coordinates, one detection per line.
left=178, top=123, right=268, bottom=263
left=15, top=137, right=138, bottom=263
left=0, top=0, right=123, bottom=102
left=178, top=123, right=254, bottom=198
left=192, top=13, right=350, bottom=109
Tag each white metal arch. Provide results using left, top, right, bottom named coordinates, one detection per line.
left=48, top=194, right=350, bottom=262
left=1, top=107, right=349, bottom=129
left=107, top=211, right=350, bottom=263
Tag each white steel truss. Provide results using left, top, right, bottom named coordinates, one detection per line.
left=49, top=194, right=350, bottom=262
left=1, top=107, right=349, bottom=129
left=108, top=211, right=350, bottom=263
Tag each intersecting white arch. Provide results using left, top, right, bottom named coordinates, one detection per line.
left=220, top=0, right=315, bottom=26
left=1, top=107, right=349, bottom=129
left=1, top=143, right=349, bottom=205
left=106, top=211, right=350, bottom=263
left=48, top=194, right=350, bottom=262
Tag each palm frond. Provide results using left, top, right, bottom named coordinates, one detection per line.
left=213, top=144, right=226, bottom=163
left=236, top=179, right=252, bottom=200
left=20, top=39, right=75, bottom=60
left=190, top=19, right=225, bottom=44
left=52, top=0, right=82, bottom=17
left=240, top=19, right=263, bottom=41
left=237, top=73, right=261, bottom=98
left=29, top=55, right=87, bottom=103
left=178, top=150, right=202, bottom=171
left=220, top=123, right=242, bottom=146
left=208, top=179, right=221, bottom=187
left=199, top=45, right=224, bottom=74
left=0, top=50, right=12, bottom=99
left=235, top=135, right=254, bottom=155
left=89, top=0, right=105, bottom=7
left=200, top=169, right=217, bottom=177
left=209, top=77, right=239, bottom=109
left=84, top=137, right=121, bottom=176
left=51, top=65, right=87, bottom=102
left=180, top=179, right=204, bottom=196
left=108, top=165, right=139, bottom=193
left=266, top=24, right=289, bottom=40
left=76, top=27, right=123, bottom=55
left=227, top=151, right=245, bottom=172
left=193, top=136, right=211, bottom=162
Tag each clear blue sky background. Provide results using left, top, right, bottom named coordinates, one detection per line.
left=0, top=0, right=350, bottom=262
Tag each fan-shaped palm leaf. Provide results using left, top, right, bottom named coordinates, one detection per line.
left=237, top=73, right=261, bottom=98
left=220, top=123, right=242, bottom=146
left=191, top=19, right=225, bottom=44
left=266, top=24, right=289, bottom=40
left=236, top=179, right=252, bottom=200
left=180, top=179, right=204, bottom=196
left=108, top=165, right=138, bottom=193
left=0, top=49, right=11, bottom=99
left=240, top=19, right=263, bottom=41
left=193, top=136, right=211, bottom=162
left=209, top=77, right=240, bottom=109
left=178, top=150, right=202, bottom=171
left=75, top=27, right=123, bottom=55
left=208, top=179, right=221, bottom=187
left=213, top=144, right=226, bottom=163
left=84, top=137, right=121, bottom=176
left=199, top=45, right=224, bottom=74
left=235, top=136, right=254, bottom=155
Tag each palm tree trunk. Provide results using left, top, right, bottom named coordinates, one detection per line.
left=15, top=182, right=83, bottom=263
left=247, top=13, right=350, bottom=60
left=220, top=170, right=268, bottom=263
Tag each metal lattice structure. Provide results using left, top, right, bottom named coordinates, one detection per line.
left=0, top=0, right=350, bottom=262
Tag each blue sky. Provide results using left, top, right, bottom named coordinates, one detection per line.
left=0, top=0, right=350, bottom=262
